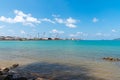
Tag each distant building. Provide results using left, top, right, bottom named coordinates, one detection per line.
left=0, top=36, right=63, bottom=41
left=52, top=38, right=61, bottom=40
left=71, top=38, right=75, bottom=40
left=41, top=38, right=48, bottom=40
left=4, top=36, right=15, bottom=40
left=48, top=38, right=52, bottom=40
left=0, top=36, right=5, bottom=40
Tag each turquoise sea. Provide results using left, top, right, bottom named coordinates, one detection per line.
left=0, top=40, right=120, bottom=80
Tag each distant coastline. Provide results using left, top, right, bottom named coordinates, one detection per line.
left=113, top=38, right=120, bottom=40
left=0, top=36, right=120, bottom=41
left=0, top=36, right=82, bottom=41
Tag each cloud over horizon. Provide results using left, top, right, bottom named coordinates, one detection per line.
left=0, top=10, right=40, bottom=26
left=92, top=17, right=99, bottom=23
left=112, top=29, right=117, bottom=32
left=70, top=32, right=87, bottom=37
left=50, top=29, right=64, bottom=34
left=54, top=17, right=78, bottom=28
left=0, top=10, right=79, bottom=28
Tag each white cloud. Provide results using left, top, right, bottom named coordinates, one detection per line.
left=41, top=18, right=55, bottom=24
left=92, top=17, right=99, bottom=23
left=0, top=10, right=78, bottom=28
left=65, top=17, right=77, bottom=28
left=112, top=29, right=117, bottom=32
left=52, top=14, right=60, bottom=17
left=0, top=10, right=40, bottom=26
left=55, top=17, right=77, bottom=28
left=96, top=32, right=102, bottom=36
left=20, top=30, right=26, bottom=34
left=8, top=29, right=14, bottom=32
left=66, top=17, right=76, bottom=23
left=96, top=32, right=110, bottom=37
left=14, top=10, right=28, bottom=17
left=70, top=32, right=87, bottom=37
left=0, top=25, right=5, bottom=29
left=51, top=29, right=57, bottom=33
left=0, top=16, right=13, bottom=23
left=69, top=34, right=75, bottom=37
left=65, top=23, right=76, bottom=28
left=32, top=29, right=36, bottom=32
left=50, top=29, right=64, bottom=34
left=54, top=18, right=64, bottom=24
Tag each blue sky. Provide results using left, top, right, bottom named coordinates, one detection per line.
left=0, top=0, right=120, bottom=40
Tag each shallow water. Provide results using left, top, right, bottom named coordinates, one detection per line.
left=0, top=40, right=120, bottom=80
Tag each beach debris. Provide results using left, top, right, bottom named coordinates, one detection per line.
left=102, top=57, right=120, bottom=62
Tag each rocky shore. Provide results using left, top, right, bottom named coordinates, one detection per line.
left=102, top=57, right=120, bottom=62
left=0, top=57, right=119, bottom=80
left=0, top=62, right=107, bottom=80
left=1, top=57, right=120, bottom=80
left=0, top=64, right=49, bottom=80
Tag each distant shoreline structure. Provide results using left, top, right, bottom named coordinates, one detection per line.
left=1, top=36, right=120, bottom=41
left=113, top=38, right=120, bottom=40
left=0, top=36, right=82, bottom=41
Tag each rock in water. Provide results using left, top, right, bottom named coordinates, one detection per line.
left=12, top=64, right=19, bottom=68
left=10, top=64, right=19, bottom=69
left=102, top=57, right=120, bottom=62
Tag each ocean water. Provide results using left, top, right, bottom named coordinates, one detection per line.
left=0, top=40, right=120, bottom=80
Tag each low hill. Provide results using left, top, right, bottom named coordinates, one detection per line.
left=113, top=38, right=120, bottom=40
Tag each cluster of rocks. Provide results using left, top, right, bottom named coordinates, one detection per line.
left=102, top=57, right=120, bottom=62
left=0, top=64, right=50, bottom=80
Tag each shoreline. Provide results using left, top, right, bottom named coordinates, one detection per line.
left=0, top=58, right=119, bottom=80
left=0, top=62, right=107, bottom=80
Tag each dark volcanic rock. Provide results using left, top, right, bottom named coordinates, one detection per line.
left=102, top=57, right=120, bottom=62
left=3, top=68, right=9, bottom=73
left=4, top=75, right=13, bottom=80
left=11, top=64, right=19, bottom=69
left=13, top=77, right=28, bottom=80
